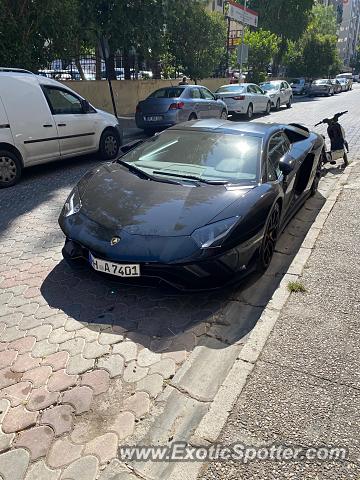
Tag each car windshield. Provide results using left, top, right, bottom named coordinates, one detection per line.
left=120, top=130, right=261, bottom=184
left=216, top=85, right=246, bottom=93
left=291, top=79, right=301, bottom=84
left=314, top=80, right=327, bottom=84
left=261, top=82, right=281, bottom=91
left=338, top=78, right=346, bottom=83
left=149, top=87, right=184, bottom=98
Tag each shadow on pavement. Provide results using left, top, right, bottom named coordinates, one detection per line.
left=41, top=182, right=339, bottom=353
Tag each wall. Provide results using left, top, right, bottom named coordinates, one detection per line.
left=61, top=78, right=228, bottom=116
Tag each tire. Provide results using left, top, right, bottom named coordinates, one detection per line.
left=326, top=89, right=330, bottom=97
left=246, top=103, right=253, bottom=120
left=99, top=129, right=120, bottom=160
left=310, top=157, right=322, bottom=196
left=0, top=149, right=22, bottom=188
left=286, top=96, right=292, bottom=108
left=220, top=109, right=228, bottom=119
left=188, top=113, right=197, bottom=121
left=257, top=203, right=281, bottom=272
left=275, top=98, right=281, bottom=111
left=265, top=101, right=271, bottom=115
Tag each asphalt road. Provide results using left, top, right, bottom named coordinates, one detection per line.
left=0, top=86, right=359, bottom=480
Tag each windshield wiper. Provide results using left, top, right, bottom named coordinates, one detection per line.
left=117, top=160, right=181, bottom=184
left=152, top=171, right=228, bottom=185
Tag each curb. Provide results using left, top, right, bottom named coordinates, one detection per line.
left=173, top=163, right=355, bottom=479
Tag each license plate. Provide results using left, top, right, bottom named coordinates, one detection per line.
left=89, top=253, right=140, bottom=277
left=145, top=115, right=162, bottom=122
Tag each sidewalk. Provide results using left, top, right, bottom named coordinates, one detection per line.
left=199, top=162, right=360, bottom=479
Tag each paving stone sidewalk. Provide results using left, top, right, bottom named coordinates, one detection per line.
left=199, top=162, right=360, bottom=479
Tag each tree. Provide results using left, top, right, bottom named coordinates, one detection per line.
left=166, top=1, right=227, bottom=83
left=284, top=3, right=341, bottom=78
left=245, top=0, right=314, bottom=73
left=232, top=29, right=280, bottom=83
left=0, top=0, right=82, bottom=71
left=350, top=46, right=360, bottom=74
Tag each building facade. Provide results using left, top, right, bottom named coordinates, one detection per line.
left=321, top=0, right=360, bottom=67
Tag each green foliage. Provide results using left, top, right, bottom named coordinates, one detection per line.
left=0, top=0, right=81, bottom=70
left=307, top=3, right=337, bottom=36
left=232, top=29, right=280, bottom=84
left=166, top=1, right=227, bottom=82
left=247, top=0, right=314, bottom=41
left=284, top=3, right=341, bottom=78
left=350, top=46, right=360, bottom=73
left=287, top=281, right=307, bottom=293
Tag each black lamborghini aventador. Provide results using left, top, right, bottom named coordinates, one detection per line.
left=59, top=119, right=324, bottom=289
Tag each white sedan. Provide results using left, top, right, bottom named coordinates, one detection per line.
left=215, top=83, right=271, bottom=119
left=260, top=80, right=293, bottom=110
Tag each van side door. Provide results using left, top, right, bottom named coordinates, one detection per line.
left=0, top=76, right=60, bottom=166
left=42, top=86, right=98, bottom=158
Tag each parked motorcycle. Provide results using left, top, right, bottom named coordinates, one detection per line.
left=315, top=111, right=349, bottom=167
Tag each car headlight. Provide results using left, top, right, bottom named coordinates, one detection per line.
left=191, top=217, right=239, bottom=249
left=270, top=93, right=276, bottom=98
left=63, top=186, right=82, bottom=217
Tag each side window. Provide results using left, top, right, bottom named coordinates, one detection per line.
left=43, top=87, right=83, bottom=115
left=200, top=88, right=215, bottom=100
left=284, top=81, right=290, bottom=89
left=267, top=133, right=290, bottom=180
left=254, top=85, right=263, bottom=94
left=189, top=88, right=202, bottom=99
left=248, top=85, right=257, bottom=94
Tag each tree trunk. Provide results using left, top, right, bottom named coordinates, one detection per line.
left=95, top=45, right=102, bottom=80
left=124, top=51, right=131, bottom=80
left=107, top=54, right=116, bottom=80
left=75, top=58, right=86, bottom=81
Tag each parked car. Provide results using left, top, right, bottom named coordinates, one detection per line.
left=135, top=85, right=227, bottom=134
left=289, top=78, right=311, bottom=95
left=336, top=73, right=353, bottom=90
left=0, top=68, right=122, bottom=188
left=59, top=119, right=324, bottom=290
left=337, top=77, right=351, bottom=92
left=308, top=79, right=335, bottom=97
left=215, top=83, right=271, bottom=119
left=260, top=80, right=293, bottom=110
left=330, top=79, right=342, bottom=94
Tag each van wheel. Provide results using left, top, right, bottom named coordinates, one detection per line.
left=0, top=150, right=22, bottom=188
left=99, top=129, right=120, bottom=160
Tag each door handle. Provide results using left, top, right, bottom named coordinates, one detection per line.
left=58, top=123, right=67, bottom=127
left=43, top=124, right=53, bottom=128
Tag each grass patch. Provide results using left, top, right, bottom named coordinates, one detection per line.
left=287, top=281, right=307, bottom=293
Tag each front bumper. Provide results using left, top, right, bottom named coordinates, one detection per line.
left=59, top=212, right=260, bottom=290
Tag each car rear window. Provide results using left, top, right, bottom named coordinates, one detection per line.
left=149, top=87, right=185, bottom=98
left=120, top=130, right=262, bottom=184
left=261, top=82, right=281, bottom=91
left=314, top=80, right=327, bottom=84
left=216, top=85, right=246, bottom=93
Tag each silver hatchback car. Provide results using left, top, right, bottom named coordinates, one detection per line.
left=135, top=85, right=228, bottom=134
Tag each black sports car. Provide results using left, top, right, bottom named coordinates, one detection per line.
left=59, top=119, right=324, bottom=290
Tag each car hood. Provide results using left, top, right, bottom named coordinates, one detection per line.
left=80, top=164, right=252, bottom=236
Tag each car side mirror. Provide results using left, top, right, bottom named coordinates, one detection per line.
left=279, top=156, right=295, bottom=176
left=81, top=99, right=91, bottom=113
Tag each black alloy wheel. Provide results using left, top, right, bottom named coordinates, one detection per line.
left=258, top=203, right=281, bottom=271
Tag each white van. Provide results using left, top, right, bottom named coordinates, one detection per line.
left=0, top=68, right=123, bottom=187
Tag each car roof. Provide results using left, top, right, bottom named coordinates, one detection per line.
left=170, top=119, right=282, bottom=136
left=169, top=119, right=311, bottom=140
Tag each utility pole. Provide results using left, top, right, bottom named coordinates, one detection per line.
left=239, top=0, right=247, bottom=84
